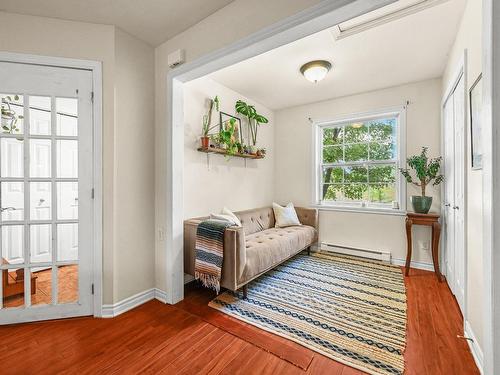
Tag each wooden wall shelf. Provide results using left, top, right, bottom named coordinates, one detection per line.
left=197, top=147, right=265, bottom=159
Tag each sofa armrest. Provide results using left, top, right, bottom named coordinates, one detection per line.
left=295, top=206, right=318, bottom=230
left=183, top=219, right=246, bottom=292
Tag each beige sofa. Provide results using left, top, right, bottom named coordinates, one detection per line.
left=184, top=206, right=318, bottom=296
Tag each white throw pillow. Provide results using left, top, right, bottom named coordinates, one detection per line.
left=272, top=202, right=301, bottom=228
left=210, top=207, right=242, bottom=227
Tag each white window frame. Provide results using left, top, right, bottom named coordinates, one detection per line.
left=312, top=106, right=406, bottom=215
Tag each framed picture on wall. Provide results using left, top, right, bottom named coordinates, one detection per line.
left=219, top=112, right=243, bottom=144
left=469, top=73, right=483, bottom=170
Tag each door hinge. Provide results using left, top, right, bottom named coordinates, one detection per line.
left=91, top=91, right=94, bottom=103
left=91, top=188, right=95, bottom=199
left=91, top=284, right=94, bottom=295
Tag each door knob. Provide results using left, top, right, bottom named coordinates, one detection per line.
left=453, top=206, right=459, bottom=210
left=444, top=203, right=451, bottom=207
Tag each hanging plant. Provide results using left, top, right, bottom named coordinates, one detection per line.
left=1, top=95, right=23, bottom=134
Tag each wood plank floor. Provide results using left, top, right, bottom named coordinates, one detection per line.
left=0, top=267, right=479, bottom=374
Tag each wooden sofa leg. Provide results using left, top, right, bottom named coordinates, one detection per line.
left=242, top=284, right=248, bottom=299
left=307, top=246, right=311, bottom=256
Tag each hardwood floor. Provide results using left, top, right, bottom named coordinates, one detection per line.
left=0, top=267, right=479, bottom=374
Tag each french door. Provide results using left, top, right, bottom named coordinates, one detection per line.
left=0, top=61, right=93, bottom=324
left=443, top=71, right=466, bottom=314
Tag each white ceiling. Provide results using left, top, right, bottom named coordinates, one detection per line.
left=0, top=0, right=234, bottom=46
left=208, top=0, right=466, bottom=110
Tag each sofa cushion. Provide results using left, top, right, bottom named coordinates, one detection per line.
left=239, top=225, right=316, bottom=283
left=235, top=207, right=275, bottom=236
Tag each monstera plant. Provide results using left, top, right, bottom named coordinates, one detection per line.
left=399, top=147, right=444, bottom=213
left=235, top=100, right=268, bottom=153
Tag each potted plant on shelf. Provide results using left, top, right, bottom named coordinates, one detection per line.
left=399, top=147, right=444, bottom=214
left=218, top=118, right=238, bottom=156
left=235, top=100, right=268, bottom=154
left=201, top=96, right=220, bottom=148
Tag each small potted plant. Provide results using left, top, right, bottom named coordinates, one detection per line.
left=201, top=96, right=220, bottom=148
left=218, top=118, right=238, bottom=156
left=399, top=147, right=444, bottom=214
left=235, top=100, right=269, bottom=153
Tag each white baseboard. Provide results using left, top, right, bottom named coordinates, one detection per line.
left=464, top=320, right=484, bottom=374
left=391, top=257, right=435, bottom=272
left=102, top=288, right=167, bottom=318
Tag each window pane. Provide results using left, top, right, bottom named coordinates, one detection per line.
left=1, top=94, right=24, bottom=134
left=56, top=98, right=78, bottom=136
left=57, top=223, right=78, bottom=262
left=369, top=165, right=396, bottom=183
left=345, top=143, right=368, bottom=162
left=30, top=182, right=52, bottom=220
left=31, top=267, right=52, bottom=306
left=30, top=224, right=52, bottom=263
left=322, top=184, right=343, bottom=201
left=57, top=140, right=78, bottom=178
left=344, top=123, right=368, bottom=143
left=323, top=127, right=343, bottom=145
left=343, top=184, right=369, bottom=201
left=369, top=118, right=396, bottom=142
left=2, top=267, right=25, bottom=308
left=1, top=182, right=24, bottom=221
left=370, top=142, right=395, bottom=160
left=344, top=166, right=367, bottom=183
left=2, top=225, right=24, bottom=265
left=57, top=182, right=78, bottom=220
left=58, top=265, right=78, bottom=304
left=323, top=167, right=343, bottom=183
left=369, top=183, right=396, bottom=203
left=30, top=139, right=52, bottom=177
left=322, top=145, right=343, bottom=163
left=29, top=96, right=51, bottom=135
left=1, top=138, right=24, bottom=177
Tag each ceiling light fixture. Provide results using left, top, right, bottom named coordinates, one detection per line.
left=300, top=60, right=332, bottom=83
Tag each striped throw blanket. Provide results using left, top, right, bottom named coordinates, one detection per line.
left=195, top=219, right=232, bottom=293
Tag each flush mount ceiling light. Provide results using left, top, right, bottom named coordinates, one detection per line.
left=300, top=60, right=332, bottom=83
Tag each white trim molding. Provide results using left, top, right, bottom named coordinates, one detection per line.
left=465, top=320, right=484, bottom=374
left=391, top=258, right=435, bottom=272
left=102, top=289, right=169, bottom=318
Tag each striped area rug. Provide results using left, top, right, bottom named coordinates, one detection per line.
left=209, top=252, right=407, bottom=375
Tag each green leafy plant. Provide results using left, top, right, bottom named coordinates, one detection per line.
left=399, top=147, right=444, bottom=196
left=218, top=118, right=238, bottom=156
left=1, top=95, right=23, bottom=134
left=202, top=95, right=220, bottom=137
left=235, top=100, right=268, bottom=146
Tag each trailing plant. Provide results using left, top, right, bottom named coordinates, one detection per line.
left=1, top=95, right=23, bottom=134
left=235, top=100, right=268, bottom=146
left=202, top=95, right=220, bottom=137
left=399, top=147, right=444, bottom=197
left=218, top=118, right=238, bottom=156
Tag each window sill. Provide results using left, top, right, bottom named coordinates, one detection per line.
left=312, top=204, right=406, bottom=216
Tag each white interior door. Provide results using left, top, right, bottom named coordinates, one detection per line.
left=0, top=61, right=93, bottom=324
left=443, top=72, right=466, bottom=313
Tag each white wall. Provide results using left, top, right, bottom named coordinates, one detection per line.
left=0, top=12, right=155, bottom=305
left=154, top=0, right=326, bottom=293
left=114, top=29, right=155, bottom=302
left=183, top=77, right=274, bottom=219
left=442, top=0, right=483, bottom=352
left=274, top=78, right=443, bottom=263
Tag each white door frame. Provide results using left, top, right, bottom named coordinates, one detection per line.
left=162, top=0, right=398, bottom=302
left=0, top=52, right=103, bottom=318
left=441, top=50, right=468, bottom=317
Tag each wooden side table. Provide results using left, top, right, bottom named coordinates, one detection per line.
left=405, top=212, right=444, bottom=281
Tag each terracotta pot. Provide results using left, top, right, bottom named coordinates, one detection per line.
left=200, top=136, right=210, bottom=149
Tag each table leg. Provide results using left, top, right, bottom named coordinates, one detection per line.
left=432, top=221, right=444, bottom=282
left=405, top=218, right=413, bottom=276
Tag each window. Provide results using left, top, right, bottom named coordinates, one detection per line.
left=314, top=108, right=405, bottom=211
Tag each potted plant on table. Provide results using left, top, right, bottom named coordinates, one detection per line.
left=399, top=147, right=444, bottom=214
left=201, top=96, right=220, bottom=148
left=235, top=100, right=268, bottom=154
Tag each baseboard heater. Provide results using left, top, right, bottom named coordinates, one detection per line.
left=318, top=242, right=391, bottom=263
